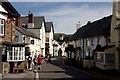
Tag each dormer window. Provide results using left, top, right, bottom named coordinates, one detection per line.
left=0, top=18, right=5, bottom=37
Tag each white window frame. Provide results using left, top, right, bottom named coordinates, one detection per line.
left=0, top=18, right=5, bottom=36
left=7, top=47, right=25, bottom=62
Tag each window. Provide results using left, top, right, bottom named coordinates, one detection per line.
left=105, top=54, right=115, bottom=64
left=0, top=18, right=5, bottom=36
left=96, top=52, right=104, bottom=63
left=31, top=40, right=34, bottom=44
left=46, top=38, right=49, bottom=42
left=7, top=47, right=25, bottom=61
left=15, top=36, right=19, bottom=42
left=96, top=52, right=115, bottom=65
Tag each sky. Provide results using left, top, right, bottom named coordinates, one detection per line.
left=9, top=1, right=113, bottom=34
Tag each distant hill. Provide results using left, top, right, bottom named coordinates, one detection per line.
left=54, top=33, right=72, bottom=45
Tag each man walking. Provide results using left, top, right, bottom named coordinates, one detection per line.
left=47, top=54, right=52, bottom=63
left=27, top=55, right=32, bottom=70
left=33, top=55, right=37, bottom=70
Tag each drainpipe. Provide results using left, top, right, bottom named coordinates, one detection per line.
left=82, top=39, right=84, bottom=60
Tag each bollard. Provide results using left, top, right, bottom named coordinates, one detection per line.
left=33, top=70, right=39, bottom=80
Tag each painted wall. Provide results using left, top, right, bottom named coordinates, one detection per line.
left=0, top=5, right=7, bottom=20
left=28, top=37, right=40, bottom=59
left=40, top=22, right=46, bottom=57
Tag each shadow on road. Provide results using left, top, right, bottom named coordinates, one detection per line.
left=49, top=57, right=101, bottom=80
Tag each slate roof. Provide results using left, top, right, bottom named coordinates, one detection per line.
left=15, top=27, right=40, bottom=39
left=1, top=0, right=20, bottom=16
left=21, top=16, right=45, bottom=29
left=45, top=22, right=54, bottom=33
left=68, top=15, right=112, bottom=41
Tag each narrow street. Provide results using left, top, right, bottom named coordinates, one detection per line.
left=3, top=57, right=103, bottom=80
left=37, top=57, right=101, bottom=80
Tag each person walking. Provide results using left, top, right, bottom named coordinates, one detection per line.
left=37, top=54, right=42, bottom=70
left=47, top=54, right=52, bottom=63
left=27, top=55, right=32, bottom=70
left=33, top=55, right=37, bottom=70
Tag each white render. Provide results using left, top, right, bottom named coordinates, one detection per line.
left=40, top=22, right=46, bottom=57
left=53, top=40, right=61, bottom=56
left=69, top=35, right=108, bottom=61
left=0, top=5, right=7, bottom=20
left=45, top=25, right=54, bottom=56
left=27, top=37, right=41, bottom=59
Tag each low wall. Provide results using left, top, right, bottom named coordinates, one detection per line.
left=2, top=62, right=10, bottom=74
left=83, top=60, right=94, bottom=68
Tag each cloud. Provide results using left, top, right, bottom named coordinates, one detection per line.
left=36, top=3, right=112, bottom=34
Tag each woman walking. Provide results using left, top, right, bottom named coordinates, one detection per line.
left=37, top=54, right=42, bottom=70
left=33, top=55, right=37, bottom=70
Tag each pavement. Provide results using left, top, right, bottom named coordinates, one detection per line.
left=2, top=70, right=34, bottom=80
left=2, top=57, right=120, bottom=80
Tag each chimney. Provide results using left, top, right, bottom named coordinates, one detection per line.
left=28, top=11, right=34, bottom=28
left=28, top=11, right=33, bottom=23
left=76, top=21, right=81, bottom=31
left=60, top=35, right=64, bottom=40
left=87, top=21, right=91, bottom=25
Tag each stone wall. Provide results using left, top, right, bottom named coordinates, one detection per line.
left=0, top=20, right=16, bottom=42
left=2, top=62, right=10, bottom=74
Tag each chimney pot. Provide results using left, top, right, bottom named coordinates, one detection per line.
left=28, top=11, right=33, bottom=23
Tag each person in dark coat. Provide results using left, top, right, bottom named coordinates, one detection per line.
left=47, top=54, right=52, bottom=63
left=27, top=55, right=32, bottom=69
left=33, top=55, right=37, bottom=70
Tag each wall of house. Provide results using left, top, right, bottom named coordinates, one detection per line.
left=49, top=27, right=53, bottom=56
left=27, top=37, right=40, bottom=59
left=53, top=40, right=61, bottom=56
left=90, top=36, right=107, bottom=51
left=0, top=5, right=7, bottom=19
left=40, top=22, right=45, bottom=57
left=15, top=30, right=23, bottom=42
left=111, top=1, right=120, bottom=70
left=0, top=5, right=11, bottom=42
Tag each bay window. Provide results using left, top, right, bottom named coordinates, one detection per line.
left=7, top=47, right=25, bottom=61
left=96, top=52, right=115, bottom=65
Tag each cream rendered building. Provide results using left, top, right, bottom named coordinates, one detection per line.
left=110, top=0, right=120, bottom=70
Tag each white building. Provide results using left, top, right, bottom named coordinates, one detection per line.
left=45, top=22, right=54, bottom=56
left=22, top=12, right=46, bottom=57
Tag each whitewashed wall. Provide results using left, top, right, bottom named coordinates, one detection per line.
left=40, top=22, right=46, bottom=57
left=0, top=5, right=7, bottom=20
left=28, top=37, right=40, bottom=59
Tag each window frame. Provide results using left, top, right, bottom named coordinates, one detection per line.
left=0, top=18, right=5, bottom=37
left=7, top=47, right=25, bottom=62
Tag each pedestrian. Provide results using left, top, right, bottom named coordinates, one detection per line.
left=27, top=55, right=32, bottom=70
left=37, top=54, right=42, bottom=70
left=33, top=55, right=37, bottom=70
left=47, top=54, right=52, bottom=63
